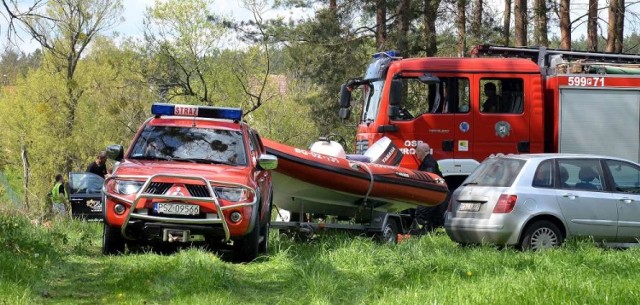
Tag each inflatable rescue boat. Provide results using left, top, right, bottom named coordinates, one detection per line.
left=263, top=137, right=449, bottom=217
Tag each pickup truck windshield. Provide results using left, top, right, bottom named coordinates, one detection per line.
left=129, top=125, right=247, bottom=166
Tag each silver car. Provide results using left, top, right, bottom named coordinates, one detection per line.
left=444, top=153, right=640, bottom=250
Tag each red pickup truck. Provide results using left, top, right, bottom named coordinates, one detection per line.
left=101, top=103, right=277, bottom=262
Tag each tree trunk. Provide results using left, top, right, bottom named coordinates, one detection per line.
left=472, top=0, right=483, bottom=39
left=560, top=0, right=571, bottom=49
left=534, top=0, right=548, bottom=46
left=514, top=0, right=527, bottom=46
left=457, top=0, right=467, bottom=57
left=587, top=0, right=598, bottom=51
left=606, top=0, right=618, bottom=52
left=615, top=0, right=625, bottom=53
left=376, top=0, right=387, bottom=50
left=424, top=0, right=440, bottom=56
left=503, top=0, right=511, bottom=46
left=20, top=136, right=29, bottom=210
left=396, top=0, right=410, bottom=55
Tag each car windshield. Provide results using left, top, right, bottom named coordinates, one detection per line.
left=129, top=125, right=247, bottom=166
left=464, top=157, right=526, bottom=187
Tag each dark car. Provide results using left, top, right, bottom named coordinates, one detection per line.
left=68, top=172, right=104, bottom=221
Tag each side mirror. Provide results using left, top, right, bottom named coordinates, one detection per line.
left=339, top=107, right=351, bottom=120
left=388, top=105, right=400, bottom=118
left=339, top=83, right=351, bottom=108
left=106, top=144, right=124, bottom=162
left=418, top=73, right=440, bottom=84
left=389, top=79, right=403, bottom=106
left=258, top=154, right=278, bottom=170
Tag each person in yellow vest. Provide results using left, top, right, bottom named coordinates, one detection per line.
left=51, top=174, right=69, bottom=216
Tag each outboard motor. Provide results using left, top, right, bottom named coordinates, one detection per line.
left=363, top=137, right=403, bottom=166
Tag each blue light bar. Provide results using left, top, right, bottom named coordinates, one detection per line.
left=372, top=50, right=399, bottom=59
left=151, top=103, right=243, bottom=121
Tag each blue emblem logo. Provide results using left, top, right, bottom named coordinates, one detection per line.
left=459, top=122, right=470, bottom=133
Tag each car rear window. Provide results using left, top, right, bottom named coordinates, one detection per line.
left=129, top=125, right=247, bottom=166
left=464, top=157, right=525, bottom=187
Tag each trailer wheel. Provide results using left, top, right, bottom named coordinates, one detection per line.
left=378, top=218, right=398, bottom=244
left=102, top=223, right=125, bottom=255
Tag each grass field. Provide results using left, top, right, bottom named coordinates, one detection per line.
left=2, top=210, right=640, bottom=305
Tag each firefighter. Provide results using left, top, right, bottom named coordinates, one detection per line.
left=412, top=142, right=449, bottom=234
left=481, top=82, right=501, bottom=113
left=50, top=173, right=69, bottom=216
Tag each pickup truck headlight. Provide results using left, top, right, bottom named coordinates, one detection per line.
left=114, top=180, right=144, bottom=195
left=214, top=187, right=251, bottom=202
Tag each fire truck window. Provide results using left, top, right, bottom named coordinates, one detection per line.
left=480, top=78, right=524, bottom=114
left=392, top=77, right=469, bottom=120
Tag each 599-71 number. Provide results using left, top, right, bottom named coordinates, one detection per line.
left=567, top=76, right=605, bottom=87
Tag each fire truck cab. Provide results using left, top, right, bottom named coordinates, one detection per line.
left=339, top=46, right=640, bottom=190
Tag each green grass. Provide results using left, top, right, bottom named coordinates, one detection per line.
left=1, top=211, right=640, bottom=304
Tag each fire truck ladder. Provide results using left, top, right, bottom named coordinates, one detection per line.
left=471, top=44, right=640, bottom=76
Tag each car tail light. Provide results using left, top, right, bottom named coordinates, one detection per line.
left=493, top=194, right=517, bottom=213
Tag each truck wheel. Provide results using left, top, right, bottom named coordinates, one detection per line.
left=520, top=220, right=564, bottom=251
left=258, top=202, right=272, bottom=254
left=102, top=223, right=125, bottom=255
left=234, top=217, right=260, bottom=262
left=377, top=218, right=398, bottom=244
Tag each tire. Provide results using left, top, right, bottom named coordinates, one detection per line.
left=234, top=216, right=260, bottom=262
left=102, top=223, right=125, bottom=255
left=377, top=218, right=399, bottom=244
left=520, top=220, right=564, bottom=251
left=258, top=200, right=272, bottom=254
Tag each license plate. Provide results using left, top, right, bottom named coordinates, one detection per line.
left=154, top=203, right=200, bottom=215
left=459, top=202, right=481, bottom=212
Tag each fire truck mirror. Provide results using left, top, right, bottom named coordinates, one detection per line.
left=418, top=73, right=440, bottom=84
left=388, top=105, right=400, bottom=118
left=339, top=83, right=351, bottom=108
left=106, top=144, right=124, bottom=161
left=339, top=107, right=351, bottom=120
left=389, top=79, right=403, bottom=106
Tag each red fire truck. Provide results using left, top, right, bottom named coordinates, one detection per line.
left=339, top=45, right=640, bottom=190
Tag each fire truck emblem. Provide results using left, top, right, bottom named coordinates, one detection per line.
left=495, top=121, right=511, bottom=138
left=459, top=122, right=470, bottom=133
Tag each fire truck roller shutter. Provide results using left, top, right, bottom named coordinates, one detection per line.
left=559, top=88, right=640, bottom=163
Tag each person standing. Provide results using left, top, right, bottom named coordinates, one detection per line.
left=413, top=142, right=448, bottom=233
left=87, top=151, right=110, bottom=178
left=50, top=174, right=69, bottom=216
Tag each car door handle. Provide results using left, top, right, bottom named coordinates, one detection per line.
left=619, top=198, right=634, bottom=204
left=562, top=194, right=577, bottom=199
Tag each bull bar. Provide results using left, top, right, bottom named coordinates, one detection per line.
left=103, top=173, right=257, bottom=242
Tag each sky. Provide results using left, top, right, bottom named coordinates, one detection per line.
left=2, top=0, right=640, bottom=54
left=0, top=0, right=312, bottom=53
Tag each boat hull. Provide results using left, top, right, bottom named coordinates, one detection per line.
left=264, top=139, right=449, bottom=217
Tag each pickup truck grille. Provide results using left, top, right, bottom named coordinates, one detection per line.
left=143, top=182, right=211, bottom=198
left=145, top=182, right=172, bottom=195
